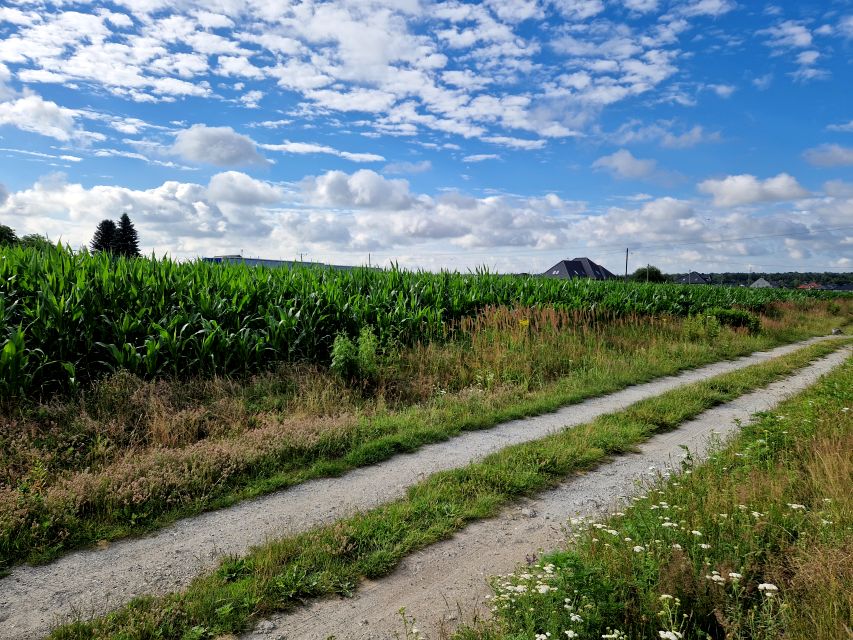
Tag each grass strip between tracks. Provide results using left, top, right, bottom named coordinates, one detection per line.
left=49, top=339, right=850, bottom=640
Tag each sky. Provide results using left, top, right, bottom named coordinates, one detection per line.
left=0, top=0, right=851, bottom=274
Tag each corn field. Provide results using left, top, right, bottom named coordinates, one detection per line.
left=0, top=245, right=842, bottom=396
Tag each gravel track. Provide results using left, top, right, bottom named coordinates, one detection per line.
left=242, top=344, right=851, bottom=640
left=0, top=336, right=843, bottom=639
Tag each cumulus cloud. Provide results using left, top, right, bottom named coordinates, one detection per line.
left=301, top=169, right=415, bottom=210
left=592, top=149, right=657, bottom=179
left=803, top=144, right=853, bottom=167
left=0, top=94, right=85, bottom=141
left=207, top=171, right=283, bottom=204
left=698, top=173, right=808, bottom=207
left=170, top=124, right=267, bottom=166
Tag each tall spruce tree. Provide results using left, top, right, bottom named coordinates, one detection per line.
left=115, top=213, right=141, bottom=257
left=91, top=219, right=117, bottom=253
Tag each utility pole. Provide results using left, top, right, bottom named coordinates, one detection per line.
left=625, top=248, right=629, bottom=281
left=646, top=263, right=650, bottom=283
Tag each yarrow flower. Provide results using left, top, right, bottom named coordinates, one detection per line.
left=728, top=572, right=743, bottom=580
left=787, top=503, right=806, bottom=510
left=659, top=632, right=683, bottom=640
left=758, top=583, right=779, bottom=597
left=633, top=545, right=646, bottom=553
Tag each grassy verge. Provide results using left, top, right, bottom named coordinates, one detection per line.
left=47, top=339, right=850, bottom=639
left=2, top=303, right=849, bottom=568
left=454, top=355, right=853, bottom=640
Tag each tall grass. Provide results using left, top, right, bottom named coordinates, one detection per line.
left=456, top=357, right=853, bottom=640
left=45, top=342, right=849, bottom=640
left=1, top=245, right=844, bottom=396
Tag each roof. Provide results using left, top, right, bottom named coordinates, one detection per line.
left=750, top=277, right=775, bottom=288
left=676, top=271, right=711, bottom=285
left=543, top=257, right=616, bottom=280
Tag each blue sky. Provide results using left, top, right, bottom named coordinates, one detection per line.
left=0, top=0, right=851, bottom=274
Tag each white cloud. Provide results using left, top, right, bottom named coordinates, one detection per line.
left=698, top=173, right=808, bottom=207
left=841, top=15, right=853, bottom=39
left=827, top=120, right=853, bottom=133
left=462, top=153, right=500, bottom=162
left=0, top=93, right=86, bottom=141
left=762, top=21, right=814, bottom=49
left=592, top=149, right=657, bottom=179
left=482, top=135, right=547, bottom=150
left=609, top=120, right=719, bottom=148
left=301, top=169, right=415, bottom=210
left=677, top=0, right=736, bottom=17
left=260, top=140, right=384, bottom=163
left=207, top=171, right=283, bottom=204
left=622, top=0, right=659, bottom=13
left=170, top=124, right=267, bottom=166
left=709, top=84, right=735, bottom=98
left=803, top=144, right=853, bottom=167
left=552, top=0, right=605, bottom=20
left=382, top=160, right=432, bottom=174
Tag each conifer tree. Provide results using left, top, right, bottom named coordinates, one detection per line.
left=115, top=213, right=141, bottom=257
left=90, top=219, right=117, bottom=253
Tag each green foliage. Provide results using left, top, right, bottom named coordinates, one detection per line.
left=707, top=307, right=761, bottom=334
left=90, top=219, right=117, bottom=254
left=683, top=313, right=722, bottom=342
left=115, top=213, right=141, bottom=258
left=631, top=265, right=667, bottom=283
left=330, top=326, right=381, bottom=384
left=0, top=244, right=845, bottom=396
left=0, top=224, right=19, bottom=246
left=330, top=333, right=358, bottom=380
left=19, top=234, right=54, bottom=250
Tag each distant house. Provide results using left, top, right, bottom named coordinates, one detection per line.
left=543, top=257, right=616, bottom=280
left=750, top=277, right=776, bottom=288
left=202, top=255, right=361, bottom=271
left=676, top=272, right=711, bottom=285
left=797, top=282, right=823, bottom=290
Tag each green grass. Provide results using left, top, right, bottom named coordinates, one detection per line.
left=454, top=356, right=853, bottom=640
left=4, top=302, right=847, bottom=569
left=46, top=339, right=850, bottom=639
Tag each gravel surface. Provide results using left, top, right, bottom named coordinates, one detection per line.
left=242, top=344, right=851, bottom=640
left=0, top=336, right=843, bottom=639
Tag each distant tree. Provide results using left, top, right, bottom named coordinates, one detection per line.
left=19, top=233, right=54, bottom=250
left=0, top=224, right=18, bottom=247
left=115, top=213, right=141, bottom=257
left=632, top=265, right=667, bottom=283
left=91, top=219, right=118, bottom=253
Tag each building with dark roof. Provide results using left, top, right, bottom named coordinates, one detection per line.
left=676, top=271, right=711, bottom=285
left=543, top=257, right=616, bottom=280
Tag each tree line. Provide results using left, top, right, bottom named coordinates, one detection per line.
left=0, top=213, right=141, bottom=257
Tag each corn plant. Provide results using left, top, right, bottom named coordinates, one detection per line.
left=0, top=244, right=845, bottom=397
